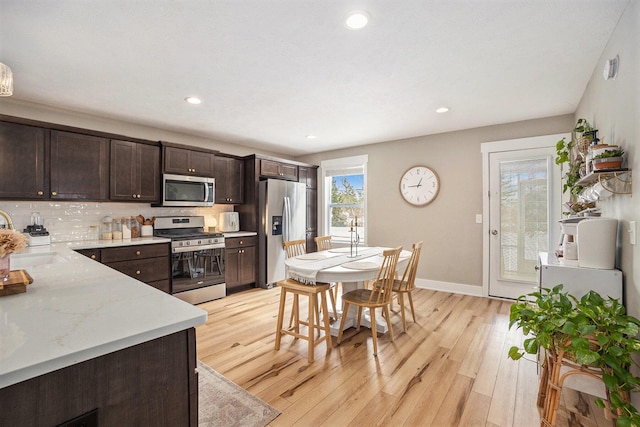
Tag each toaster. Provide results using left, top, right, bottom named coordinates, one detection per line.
left=218, top=212, right=239, bottom=232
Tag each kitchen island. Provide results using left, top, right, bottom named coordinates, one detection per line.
left=0, top=243, right=207, bottom=426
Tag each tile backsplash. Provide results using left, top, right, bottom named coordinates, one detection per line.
left=0, top=201, right=233, bottom=242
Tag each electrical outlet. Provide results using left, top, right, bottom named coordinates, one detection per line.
left=630, top=221, right=637, bottom=245
left=475, top=214, right=482, bottom=224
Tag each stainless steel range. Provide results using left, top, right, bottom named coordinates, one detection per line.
left=154, top=216, right=226, bottom=304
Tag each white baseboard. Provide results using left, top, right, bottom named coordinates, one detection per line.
left=415, top=278, right=483, bottom=297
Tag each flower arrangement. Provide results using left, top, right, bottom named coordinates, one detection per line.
left=0, top=229, right=28, bottom=257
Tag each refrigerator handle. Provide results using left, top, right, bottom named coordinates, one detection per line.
left=283, top=197, right=290, bottom=242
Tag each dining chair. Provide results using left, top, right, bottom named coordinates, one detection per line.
left=274, top=278, right=333, bottom=363
left=282, top=239, right=335, bottom=327
left=337, top=246, right=402, bottom=356
left=283, top=239, right=306, bottom=258
left=392, top=241, right=423, bottom=332
left=313, top=235, right=339, bottom=319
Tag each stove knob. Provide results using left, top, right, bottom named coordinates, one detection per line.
left=177, top=242, right=183, bottom=247
left=186, top=241, right=191, bottom=246
left=198, top=240, right=202, bottom=245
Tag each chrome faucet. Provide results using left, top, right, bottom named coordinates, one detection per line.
left=0, top=209, right=15, bottom=230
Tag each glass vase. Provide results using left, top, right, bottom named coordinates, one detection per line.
left=0, top=254, right=10, bottom=281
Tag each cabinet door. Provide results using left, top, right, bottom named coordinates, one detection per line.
left=225, top=249, right=240, bottom=287
left=164, top=146, right=215, bottom=177
left=50, top=131, right=109, bottom=200
left=298, top=166, right=317, bottom=189
left=279, top=163, right=299, bottom=181
left=237, top=245, right=256, bottom=285
left=110, top=140, right=138, bottom=201
left=137, top=144, right=161, bottom=202
left=214, top=156, right=244, bottom=203
left=0, top=121, right=47, bottom=199
left=260, top=159, right=281, bottom=178
left=189, top=151, right=215, bottom=178
left=164, top=146, right=191, bottom=175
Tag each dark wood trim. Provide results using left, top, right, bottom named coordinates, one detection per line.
left=0, top=114, right=159, bottom=146
left=160, top=140, right=219, bottom=154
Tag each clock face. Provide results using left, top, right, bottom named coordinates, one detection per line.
left=399, top=166, right=440, bottom=206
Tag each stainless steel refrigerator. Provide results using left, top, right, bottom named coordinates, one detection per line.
left=258, top=179, right=307, bottom=288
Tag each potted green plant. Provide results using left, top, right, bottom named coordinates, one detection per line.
left=508, top=285, right=640, bottom=426
left=593, top=149, right=625, bottom=171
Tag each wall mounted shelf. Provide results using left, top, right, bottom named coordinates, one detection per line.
left=577, top=169, right=632, bottom=196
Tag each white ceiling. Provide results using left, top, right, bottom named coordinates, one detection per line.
left=0, top=1, right=629, bottom=156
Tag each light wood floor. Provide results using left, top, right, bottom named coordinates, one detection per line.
left=195, top=287, right=612, bottom=427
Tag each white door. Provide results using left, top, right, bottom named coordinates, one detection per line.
left=484, top=138, right=564, bottom=300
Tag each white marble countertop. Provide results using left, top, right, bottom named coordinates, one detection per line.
left=63, top=236, right=171, bottom=250
left=0, top=243, right=207, bottom=389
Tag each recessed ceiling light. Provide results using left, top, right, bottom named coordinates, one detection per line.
left=185, top=96, right=202, bottom=105
left=345, top=11, right=370, bottom=30
left=436, top=107, right=450, bottom=113
left=306, top=135, right=317, bottom=140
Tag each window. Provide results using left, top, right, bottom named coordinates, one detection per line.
left=321, top=155, right=367, bottom=244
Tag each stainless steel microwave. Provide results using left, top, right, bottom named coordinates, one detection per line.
left=161, top=174, right=215, bottom=207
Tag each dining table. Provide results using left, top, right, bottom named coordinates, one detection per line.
left=284, top=246, right=411, bottom=336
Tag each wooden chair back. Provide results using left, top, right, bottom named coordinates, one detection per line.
left=395, top=241, right=423, bottom=292
left=283, top=239, right=306, bottom=258
left=314, top=235, right=332, bottom=251
left=369, top=247, right=402, bottom=305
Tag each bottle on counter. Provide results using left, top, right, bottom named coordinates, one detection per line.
left=122, top=217, right=132, bottom=239
left=88, top=225, right=99, bottom=241
left=101, top=216, right=113, bottom=240
left=112, top=217, right=123, bottom=240
left=130, top=216, right=140, bottom=238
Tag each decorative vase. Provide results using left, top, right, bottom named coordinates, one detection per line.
left=0, top=253, right=10, bottom=281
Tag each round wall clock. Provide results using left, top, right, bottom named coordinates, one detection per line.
left=399, top=165, right=440, bottom=206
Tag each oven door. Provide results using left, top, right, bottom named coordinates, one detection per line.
left=171, top=246, right=225, bottom=303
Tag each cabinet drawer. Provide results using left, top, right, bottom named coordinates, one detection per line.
left=225, top=236, right=257, bottom=249
left=76, top=249, right=101, bottom=262
left=101, top=243, right=170, bottom=262
left=105, top=257, right=169, bottom=283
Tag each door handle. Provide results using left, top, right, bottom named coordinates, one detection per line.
left=491, top=229, right=498, bottom=235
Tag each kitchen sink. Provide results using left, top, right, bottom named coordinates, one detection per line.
left=12, top=252, right=69, bottom=269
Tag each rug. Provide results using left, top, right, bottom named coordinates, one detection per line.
left=198, top=360, right=280, bottom=427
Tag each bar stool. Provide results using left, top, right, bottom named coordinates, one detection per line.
left=274, top=278, right=333, bottom=363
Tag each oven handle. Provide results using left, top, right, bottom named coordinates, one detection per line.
left=172, top=244, right=225, bottom=253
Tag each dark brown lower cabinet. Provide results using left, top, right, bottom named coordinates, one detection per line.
left=225, top=236, right=257, bottom=292
left=0, top=328, right=198, bottom=427
left=76, top=243, right=171, bottom=293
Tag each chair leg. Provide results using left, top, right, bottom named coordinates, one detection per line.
left=356, top=306, right=363, bottom=331
left=370, top=307, right=378, bottom=356
left=275, top=288, right=287, bottom=350
left=398, top=292, right=407, bottom=332
left=384, top=305, right=394, bottom=342
left=407, top=291, right=417, bottom=323
left=308, top=292, right=316, bottom=363
left=337, top=302, right=350, bottom=344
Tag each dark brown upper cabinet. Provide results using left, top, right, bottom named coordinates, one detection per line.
left=110, top=140, right=161, bottom=202
left=49, top=130, right=109, bottom=201
left=214, top=155, right=244, bottom=204
left=260, top=158, right=298, bottom=181
left=0, top=121, right=48, bottom=199
left=163, top=145, right=215, bottom=177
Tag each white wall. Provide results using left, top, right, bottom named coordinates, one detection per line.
left=298, top=115, right=574, bottom=290
left=575, top=0, right=640, bottom=317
